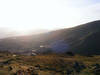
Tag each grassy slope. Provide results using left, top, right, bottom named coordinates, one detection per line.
left=0, top=53, right=100, bottom=75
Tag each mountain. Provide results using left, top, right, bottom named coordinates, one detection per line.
left=0, top=28, right=49, bottom=39
left=0, top=28, right=18, bottom=39
left=0, top=20, right=100, bottom=55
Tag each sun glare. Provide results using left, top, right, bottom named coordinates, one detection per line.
left=0, top=0, right=100, bottom=34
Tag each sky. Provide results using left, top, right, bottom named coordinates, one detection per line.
left=0, top=0, right=100, bottom=32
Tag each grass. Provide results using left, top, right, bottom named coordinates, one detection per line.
left=0, top=53, right=100, bottom=75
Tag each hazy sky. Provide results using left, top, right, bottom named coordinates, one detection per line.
left=0, top=0, right=100, bottom=32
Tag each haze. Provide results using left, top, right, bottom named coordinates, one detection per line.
left=0, top=0, right=100, bottom=33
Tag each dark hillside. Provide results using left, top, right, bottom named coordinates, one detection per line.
left=0, top=20, right=100, bottom=55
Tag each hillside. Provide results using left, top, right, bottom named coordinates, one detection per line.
left=0, top=20, right=100, bottom=55
left=0, top=52, right=100, bottom=75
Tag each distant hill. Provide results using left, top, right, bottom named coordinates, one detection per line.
left=0, top=20, right=100, bottom=55
left=0, top=28, right=18, bottom=39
